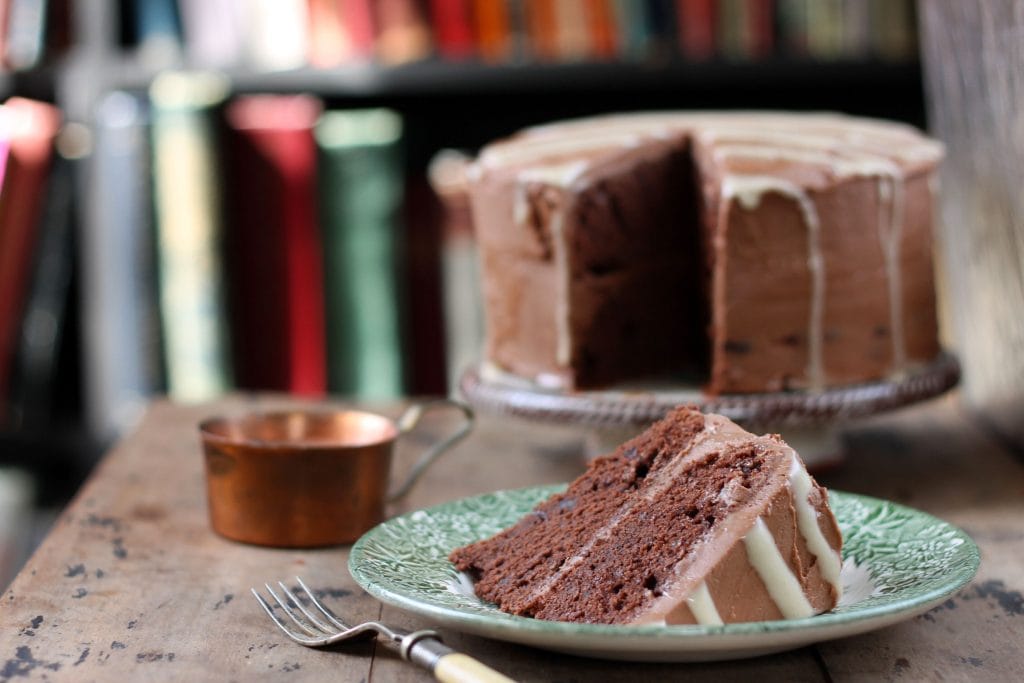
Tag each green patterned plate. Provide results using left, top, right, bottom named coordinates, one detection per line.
left=349, top=487, right=979, bottom=662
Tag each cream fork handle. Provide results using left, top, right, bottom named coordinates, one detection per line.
left=433, top=652, right=517, bottom=683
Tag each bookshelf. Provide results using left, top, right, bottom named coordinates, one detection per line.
left=0, top=0, right=928, bottom=498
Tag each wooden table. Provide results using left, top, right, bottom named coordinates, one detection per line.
left=2, top=394, right=1022, bottom=682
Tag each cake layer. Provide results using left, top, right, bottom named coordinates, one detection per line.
left=450, top=407, right=843, bottom=625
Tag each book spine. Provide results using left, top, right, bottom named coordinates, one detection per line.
left=149, top=71, right=233, bottom=401
left=610, top=0, right=650, bottom=59
left=0, top=98, right=60, bottom=419
left=243, top=0, right=308, bottom=70
left=315, top=108, right=406, bottom=399
left=338, top=0, right=377, bottom=59
left=223, top=94, right=327, bottom=396
left=525, top=0, right=559, bottom=61
left=131, top=0, right=183, bottom=63
left=472, top=0, right=512, bottom=62
left=553, top=0, right=593, bottom=61
left=307, top=0, right=350, bottom=67
left=8, top=144, right=75, bottom=429
left=79, top=91, right=162, bottom=442
left=3, top=0, right=48, bottom=70
left=806, top=0, right=844, bottom=60
left=178, top=0, right=245, bottom=68
left=675, top=0, right=716, bottom=60
left=585, top=0, right=618, bottom=59
left=429, top=0, right=475, bottom=60
left=373, top=0, right=434, bottom=64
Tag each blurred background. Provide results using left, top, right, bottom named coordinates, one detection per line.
left=0, top=0, right=933, bottom=588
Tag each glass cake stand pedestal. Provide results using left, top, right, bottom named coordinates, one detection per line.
left=458, top=352, right=961, bottom=469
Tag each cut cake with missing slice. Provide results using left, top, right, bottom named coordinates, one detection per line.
left=449, top=406, right=843, bottom=625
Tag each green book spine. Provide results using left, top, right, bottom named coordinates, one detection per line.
left=149, top=71, right=232, bottom=401
left=316, top=109, right=405, bottom=399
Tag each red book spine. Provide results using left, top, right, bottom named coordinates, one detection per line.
left=224, top=95, right=327, bottom=396
left=676, top=0, right=716, bottom=60
left=748, top=0, right=775, bottom=59
left=338, top=0, right=376, bottom=58
left=0, top=97, right=60, bottom=415
left=429, top=0, right=475, bottom=59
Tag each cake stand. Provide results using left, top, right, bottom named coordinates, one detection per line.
left=458, top=352, right=960, bottom=468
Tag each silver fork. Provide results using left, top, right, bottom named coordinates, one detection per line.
left=252, top=577, right=515, bottom=682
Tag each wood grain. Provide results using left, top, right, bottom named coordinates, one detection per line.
left=1, top=393, right=1021, bottom=681
left=920, top=0, right=1024, bottom=448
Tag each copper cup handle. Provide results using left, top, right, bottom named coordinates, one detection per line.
left=387, top=399, right=475, bottom=502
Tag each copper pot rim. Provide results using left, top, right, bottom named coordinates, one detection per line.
left=198, top=409, right=399, bottom=452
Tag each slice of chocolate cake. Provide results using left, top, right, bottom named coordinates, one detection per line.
left=449, top=407, right=842, bottom=625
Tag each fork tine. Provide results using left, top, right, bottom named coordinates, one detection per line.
left=250, top=588, right=325, bottom=646
left=264, top=583, right=325, bottom=638
left=295, top=576, right=350, bottom=632
left=276, top=581, right=336, bottom=634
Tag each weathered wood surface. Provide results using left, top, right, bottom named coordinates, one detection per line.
left=920, top=0, right=1024, bottom=448
left=1, top=393, right=1021, bottom=682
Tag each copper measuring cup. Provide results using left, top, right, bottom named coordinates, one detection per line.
left=199, top=400, right=473, bottom=547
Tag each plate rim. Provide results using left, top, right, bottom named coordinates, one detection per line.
left=349, top=486, right=980, bottom=655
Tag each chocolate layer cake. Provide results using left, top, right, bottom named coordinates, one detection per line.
left=449, top=406, right=842, bottom=624
left=468, top=112, right=943, bottom=393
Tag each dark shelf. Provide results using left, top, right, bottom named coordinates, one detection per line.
left=95, top=56, right=922, bottom=98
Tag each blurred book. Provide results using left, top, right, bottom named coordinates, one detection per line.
left=0, top=467, right=33, bottom=589
left=717, top=0, right=773, bottom=60
left=775, top=0, right=809, bottom=55
left=79, top=92, right=162, bottom=443
left=610, top=0, right=650, bottom=59
left=473, top=0, right=513, bottom=62
left=128, top=0, right=183, bottom=66
left=585, top=0, right=618, bottom=60
left=806, top=0, right=844, bottom=60
left=373, top=0, right=433, bottom=64
left=149, top=71, right=232, bottom=401
left=675, top=0, right=715, bottom=60
left=870, top=0, right=916, bottom=61
left=178, top=0, right=245, bottom=68
left=526, top=0, right=559, bottom=61
left=429, top=149, right=482, bottom=395
left=553, top=0, right=592, bottom=61
left=0, top=98, right=60, bottom=422
left=223, top=94, right=327, bottom=396
left=4, top=0, right=48, bottom=70
left=338, top=0, right=377, bottom=61
left=402, top=169, right=447, bottom=395
left=429, top=0, right=475, bottom=60
left=243, top=0, right=308, bottom=71
left=7, top=138, right=76, bottom=433
left=316, top=108, right=406, bottom=399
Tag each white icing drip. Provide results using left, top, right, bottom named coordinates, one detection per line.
left=519, top=161, right=591, bottom=188
left=787, top=452, right=843, bottom=597
left=877, top=174, right=907, bottom=374
left=722, top=175, right=826, bottom=390
left=550, top=209, right=571, bottom=366
left=686, top=581, right=724, bottom=626
left=743, top=517, right=815, bottom=619
left=512, top=182, right=529, bottom=227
